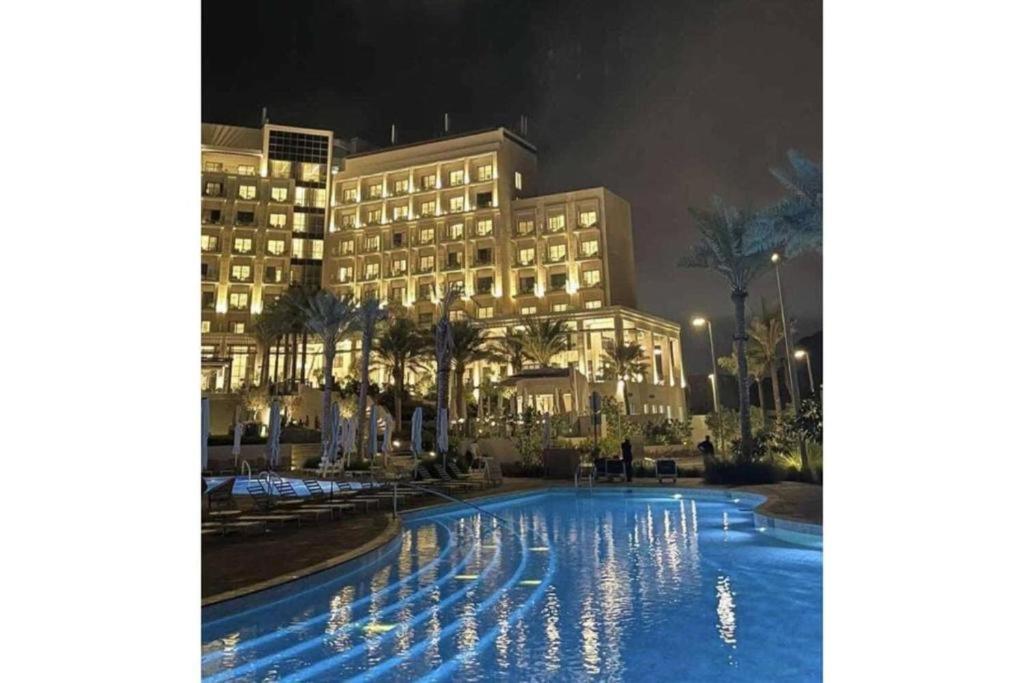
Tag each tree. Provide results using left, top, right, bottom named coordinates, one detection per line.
left=602, top=340, right=647, bottom=416
left=681, top=197, right=779, bottom=461
left=248, top=314, right=282, bottom=388
left=448, top=320, right=495, bottom=421
left=747, top=304, right=788, bottom=421
left=279, top=284, right=314, bottom=385
left=492, top=327, right=527, bottom=375
left=297, top=290, right=358, bottom=460
left=354, top=297, right=388, bottom=457
left=372, top=314, right=430, bottom=430
left=766, top=150, right=823, bottom=255
left=520, top=317, right=570, bottom=367
left=433, top=286, right=461, bottom=434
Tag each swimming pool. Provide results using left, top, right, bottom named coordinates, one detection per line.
left=201, top=488, right=822, bottom=681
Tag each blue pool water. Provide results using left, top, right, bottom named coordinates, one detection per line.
left=201, top=489, right=822, bottom=681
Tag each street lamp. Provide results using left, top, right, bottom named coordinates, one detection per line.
left=794, top=349, right=815, bottom=394
left=692, top=316, right=720, bottom=413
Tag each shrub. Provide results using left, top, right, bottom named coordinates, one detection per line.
left=302, top=455, right=321, bottom=469
left=643, top=416, right=693, bottom=446
left=703, top=458, right=782, bottom=485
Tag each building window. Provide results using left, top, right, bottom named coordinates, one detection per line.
left=418, top=311, right=434, bottom=324
left=448, top=223, right=464, bottom=240
left=268, top=213, right=287, bottom=228
left=232, top=237, right=253, bottom=254
left=446, top=252, right=463, bottom=269
left=292, top=213, right=308, bottom=232
left=449, top=196, right=464, bottom=213
left=202, top=209, right=222, bottom=224
left=340, top=213, right=355, bottom=228
left=579, top=210, right=598, bottom=227
left=478, top=306, right=494, bottom=319
left=300, top=163, right=322, bottom=183
left=449, top=169, right=464, bottom=186
left=389, top=285, right=406, bottom=305
left=231, top=264, right=252, bottom=281
left=310, top=240, right=323, bottom=260
left=522, top=305, right=537, bottom=315
left=550, top=272, right=568, bottom=290
left=364, top=262, right=380, bottom=279
left=237, top=165, right=256, bottom=176
left=582, top=269, right=601, bottom=287
left=451, top=310, right=468, bottom=322
left=232, top=322, right=246, bottom=334
left=264, top=266, right=283, bottom=283
left=291, top=238, right=305, bottom=258
left=477, top=164, right=493, bottom=181
left=368, top=183, right=383, bottom=199
left=476, top=276, right=493, bottom=294
left=266, top=239, right=285, bottom=256
left=547, top=214, right=566, bottom=232
left=201, top=235, right=219, bottom=252
left=392, top=232, right=405, bottom=247
left=391, top=258, right=407, bottom=276
left=517, top=218, right=534, bottom=235
left=235, top=211, right=255, bottom=226
left=271, top=187, right=288, bottom=202
left=418, top=283, right=434, bottom=301
left=204, top=161, right=222, bottom=173
left=476, top=248, right=492, bottom=265
left=393, top=205, right=409, bottom=221
left=229, top=292, right=249, bottom=310
left=204, top=182, right=222, bottom=197
left=366, top=209, right=382, bottom=225
left=343, top=187, right=358, bottom=202
left=421, top=174, right=436, bottom=191
left=419, top=255, right=435, bottom=272
left=338, top=266, right=353, bottom=283
left=476, top=191, right=493, bottom=208
left=420, top=227, right=435, bottom=243
left=238, top=184, right=256, bottom=200
left=270, top=160, right=291, bottom=178
left=518, top=247, right=535, bottom=265
left=552, top=303, right=569, bottom=313
left=518, top=276, right=536, bottom=295
left=420, top=201, right=436, bottom=217
left=584, top=299, right=601, bottom=310
left=394, top=178, right=409, bottom=194
left=476, top=218, right=493, bottom=236
left=581, top=239, right=599, bottom=257
left=364, top=235, right=380, bottom=251
left=341, top=239, right=355, bottom=255
left=514, top=171, right=523, bottom=190
left=547, top=244, right=566, bottom=262
left=201, top=320, right=211, bottom=333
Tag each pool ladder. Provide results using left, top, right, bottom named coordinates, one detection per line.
left=574, top=463, right=594, bottom=491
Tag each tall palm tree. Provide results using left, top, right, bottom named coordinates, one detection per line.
left=297, top=290, right=358, bottom=459
left=747, top=305, right=787, bottom=422
left=433, top=286, right=460, bottom=425
left=280, top=283, right=318, bottom=384
left=248, top=313, right=282, bottom=388
left=767, top=150, right=823, bottom=255
left=681, top=197, right=778, bottom=461
left=354, top=297, right=388, bottom=457
left=520, top=317, right=570, bottom=368
left=602, top=340, right=647, bottom=416
left=373, top=315, right=430, bottom=430
left=492, top=327, right=527, bottom=375
left=449, top=320, right=496, bottom=421
left=260, top=297, right=293, bottom=388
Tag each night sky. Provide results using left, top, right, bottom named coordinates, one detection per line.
left=202, top=0, right=822, bottom=373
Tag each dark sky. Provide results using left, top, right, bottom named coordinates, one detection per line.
left=202, top=0, right=822, bottom=373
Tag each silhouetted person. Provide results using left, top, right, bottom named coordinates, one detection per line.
left=621, top=438, right=634, bottom=482
left=698, top=436, right=715, bottom=457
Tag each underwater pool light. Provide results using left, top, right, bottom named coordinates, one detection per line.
left=519, top=580, right=542, bottom=586
left=455, top=574, right=479, bottom=580
left=528, top=547, right=550, bottom=552
left=363, top=623, right=396, bottom=634
left=673, top=494, right=683, bottom=499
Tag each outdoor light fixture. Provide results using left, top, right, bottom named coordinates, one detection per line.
left=691, top=317, right=707, bottom=327
left=794, top=350, right=807, bottom=359
left=771, top=253, right=781, bottom=263
left=392, top=440, right=401, bottom=447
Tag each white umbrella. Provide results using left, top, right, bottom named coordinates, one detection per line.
left=411, top=407, right=423, bottom=468
left=368, top=404, right=379, bottom=461
left=437, top=407, right=449, bottom=468
left=267, top=399, right=282, bottom=470
left=232, top=421, right=243, bottom=468
left=201, top=397, right=210, bottom=472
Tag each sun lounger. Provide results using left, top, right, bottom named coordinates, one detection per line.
left=202, top=520, right=267, bottom=535
left=237, top=514, right=301, bottom=526
left=206, top=477, right=237, bottom=511
left=445, top=462, right=488, bottom=489
left=425, top=462, right=476, bottom=492
left=655, top=458, right=678, bottom=484
left=604, top=459, right=626, bottom=482
left=593, top=458, right=608, bottom=481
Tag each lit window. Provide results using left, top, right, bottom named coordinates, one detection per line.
left=237, top=165, right=256, bottom=176
left=300, top=163, right=322, bottom=183
left=547, top=214, right=566, bottom=232
left=420, top=227, right=435, bottom=243
left=201, top=320, right=211, bottom=333
left=204, top=182, right=222, bottom=197
left=204, top=161, right=222, bottom=173
left=552, top=303, right=569, bottom=313
left=340, top=213, right=355, bottom=228
left=343, top=187, right=358, bottom=202
left=394, top=179, right=409, bottom=194
left=391, top=258, right=407, bottom=276
left=365, top=235, right=381, bottom=251
left=419, top=255, right=435, bottom=271
left=231, top=264, right=251, bottom=281
left=271, top=187, right=288, bottom=202
left=517, top=218, right=534, bottom=234
left=264, top=266, right=283, bottom=283
left=449, top=196, right=464, bottom=212
left=421, top=174, right=437, bottom=190
left=420, top=201, right=436, bottom=217
left=269, top=213, right=287, bottom=228
left=338, top=266, right=353, bottom=283
left=293, top=213, right=308, bottom=232
left=229, top=292, right=249, bottom=309
left=449, top=223, right=464, bottom=240
left=233, top=237, right=253, bottom=253
left=232, top=323, right=246, bottom=334
left=518, top=247, right=535, bottom=265
left=582, top=269, right=601, bottom=287
left=477, top=164, right=493, bottom=181
left=547, top=244, right=566, bottom=262
left=476, top=219, right=493, bottom=236
left=309, top=188, right=327, bottom=208
left=449, top=169, right=464, bottom=185
left=266, top=239, right=285, bottom=256
left=393, top=205, right=409, bottom=221
left=579, top=210, right=598, bottom=227
left=364, top=262, right=380, bottom=279
left=292, top=238, right=305, bottom=258
left=581, top=239, right=599, bottom=257
left=270, top=160, right=291, bottom=178
left=522, top=305, right=537, bottom=315
left=368, top=183, right=383, bottom=198
left=366, top=209, right=382, bottom=225
left=310, top=240, right=323, bottom=260
left=451, top=310, right=468, bottom=322
left=341, top=239, right=355, bottom=255
left=478, top=306, right=494, bottom=319
left=201, top=235, right=219, bottom=252
left=238, top=185, right=256, bottom=200
left=584, top=299, right=601, bottom=310
left=514, top=171, right=523, bottom=190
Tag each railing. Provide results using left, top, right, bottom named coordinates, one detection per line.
left=575, top=462, right=594, bottom=490
left=393, top=479, right=518, bottom=535
left=241, top=460, right=252, bottom=481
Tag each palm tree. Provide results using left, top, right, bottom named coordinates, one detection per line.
left=681, top=198, right=778, bottom=461
left=492, top=327, right=527, bottom=375
left=767, top=150, right=823, bottom=254
left=354, top=297, right=388, bottom=457
left=747, top=306, right=787, bottom=422
left=297, top=290, right=358, bottom=459
left=260, top=297, right=293, bottom=388
left=248, top=314, right=282, bottom=388
left=433, top=286, right=460, bottom=426
left=449, top=320, right=495, bottom=421
left=280, top=284, right=318, bottom=384
left=373, top=315, right=430, bottom=430
left=601, top=341, right=647, bottom=416
left=520, top=317, right=570, bottom=368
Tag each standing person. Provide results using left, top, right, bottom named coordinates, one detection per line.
left=697, top=435, right=715, bottom=468
left=621, top=437, right=634, bottom=482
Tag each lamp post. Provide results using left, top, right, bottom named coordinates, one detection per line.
left=691, top=317, right=720, bottom=413
left=794, top=349, right=815, bottom=394
left=771, top=254, right=800, bottom=410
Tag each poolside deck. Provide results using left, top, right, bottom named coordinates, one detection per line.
left=202, top=478, right=821, bottom=601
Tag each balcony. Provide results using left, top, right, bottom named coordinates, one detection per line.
left=577, top=221, right=599, bottom=230
left=578, top=249, right=601, bottom=260
left=414, top=265, right=436, bottom=275
left=544, top=254, right=567, bottom=265
left=443, top=261, right=465, bottom=272
left=201, top=270, right=219, bottom=282
left=229, top=275, right=254, bottom=284
left=514, top=258, right=535, bottom=267
left=473, top=257, right=493, bottom=267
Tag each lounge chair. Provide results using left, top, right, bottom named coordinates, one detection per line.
left=445, top=462, right=488, bottom=489
left=593, top=458, right=608, bottom=481
left=655, top=458, right=678, bottom=484
left=206, top=477, right=237, bottom=511
left=425, top=462, right=476, bottom=492
left=604, top=459, right=626, bottom=482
